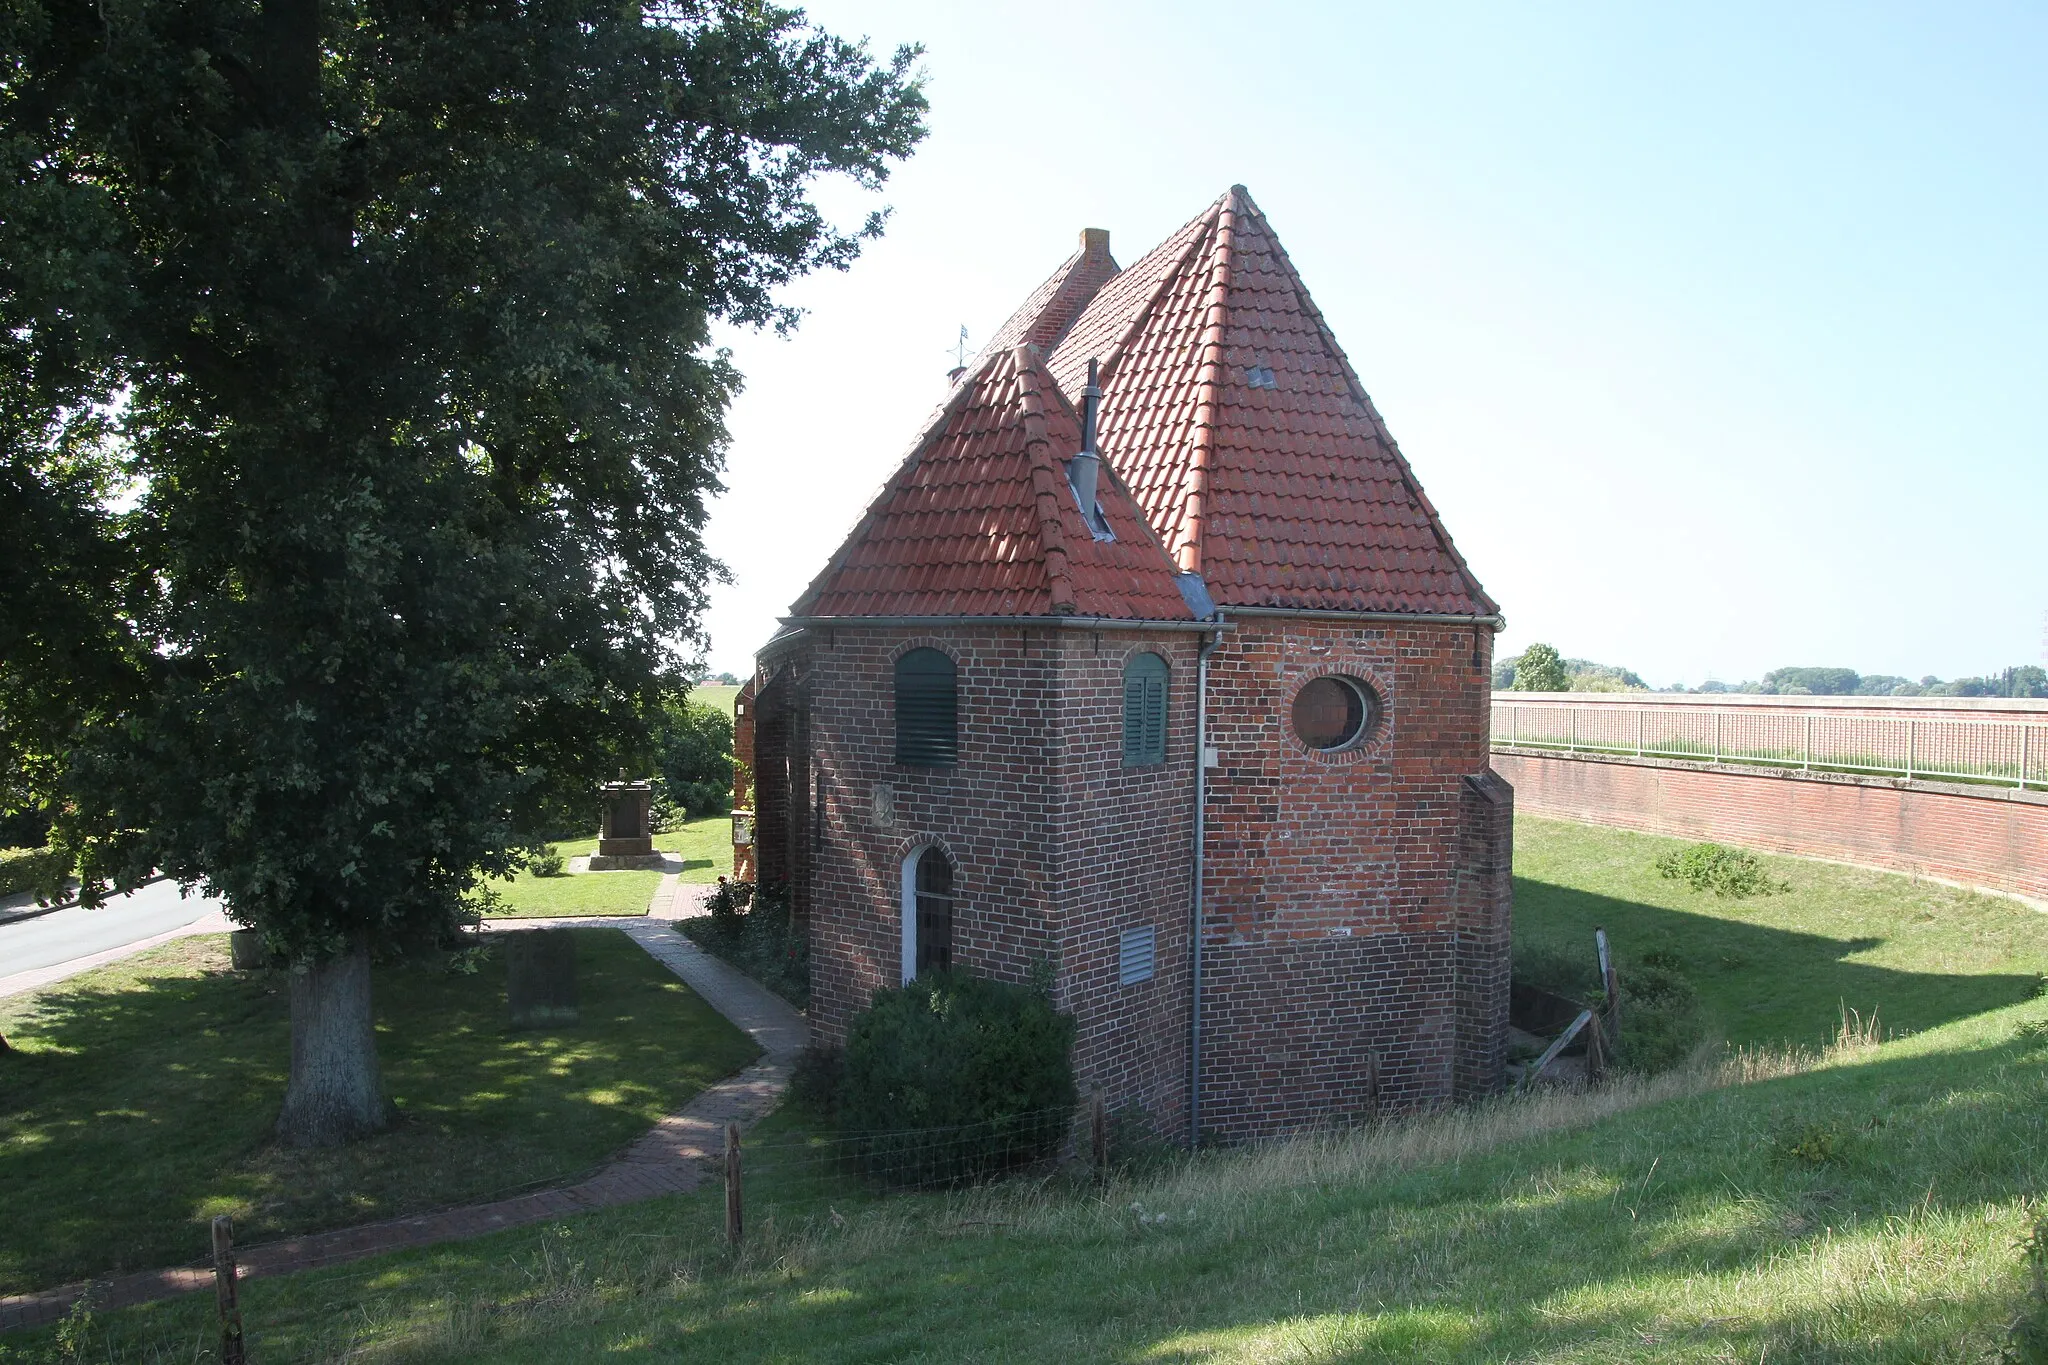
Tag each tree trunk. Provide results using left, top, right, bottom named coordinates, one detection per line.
left=275, top=946, right=391, bottom=1147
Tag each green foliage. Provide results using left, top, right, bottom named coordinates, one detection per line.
left=1564, top=658, right=1647, bottom=691
left=1511, top=942, right=1597, bottom=999
left=1775, top=1118, right=1844, bottom=1167
left=652, top=700, right=736, bottom=822
left=1654, top=842, right=1790, bottom=898
left=1614, top=957, right=1702, bottom=1075
left=841, top=972, right=1076, bottom=1187
left=787, top=1043, right=847, bottom=1117
left=678, top=881, right=806, bottom=1009
left=0, top=845, right=70, bottom=901
left=528, top=849, right=566, bottom=879
left=1509, top=643, right=1569, bottom=692
left=1763, top=666, right=1862, bottom=696
left=1, top=2, right=926, bottom=980
left=2007, top=1214, right=2048, bottom=1363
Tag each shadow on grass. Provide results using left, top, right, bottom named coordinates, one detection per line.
left=1516, top=876, right=2045, bottom=1048
left=0, top=929, right=759, bottom=1294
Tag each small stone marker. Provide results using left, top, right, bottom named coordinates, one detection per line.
left=229, top=929, right=267, bottom=971
left=505, top=929, right=580, bottom=1028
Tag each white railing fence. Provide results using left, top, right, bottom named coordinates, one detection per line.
left=1492, top=699, right=2047, bottom=791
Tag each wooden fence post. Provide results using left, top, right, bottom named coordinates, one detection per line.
left=724, top=1122, right=742, bottom=1248
left=1596, top=927, right=1620, bottom=1042
left=211, top=1215, right=245, bottom=1365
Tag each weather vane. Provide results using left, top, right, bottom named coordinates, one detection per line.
left=948, top=324, right=969, bottom=369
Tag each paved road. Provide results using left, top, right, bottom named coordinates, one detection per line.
left=0, top=878, right=225, bottom=977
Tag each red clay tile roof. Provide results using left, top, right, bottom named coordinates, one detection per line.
left=1048, top=187, right=1497, bottom=618
left=791, top=345, right=1194, bottom=622
left=963, top=229, right=1120, bottom=373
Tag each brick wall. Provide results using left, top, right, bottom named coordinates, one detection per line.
left=1494, top=749, right=2048, bottom=905
left=1196, top=618, right=1506, bottom=1139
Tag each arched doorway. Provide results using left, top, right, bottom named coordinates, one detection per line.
left=900, top=844, right=954, bottom=981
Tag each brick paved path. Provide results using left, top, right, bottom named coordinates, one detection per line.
left=0, top=878, right=802, bottom=1334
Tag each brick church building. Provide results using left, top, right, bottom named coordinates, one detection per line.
left=734, top=186, right=1513, bottom=1143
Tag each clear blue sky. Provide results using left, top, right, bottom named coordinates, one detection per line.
left=699, top=0, right=2046, bottom=688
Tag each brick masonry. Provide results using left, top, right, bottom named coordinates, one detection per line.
left=746, top=616, right=1512, bottom=1143
left=1493, top=748, right=2048, bottom=906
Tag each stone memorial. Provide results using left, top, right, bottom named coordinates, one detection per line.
left=588, top=778, right=667, bottom=870
left=505, top=928, right=580, bottom=1028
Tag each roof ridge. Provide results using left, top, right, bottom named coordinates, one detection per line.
left=1095, top=199, right=1222, bottom=389
left=785, top=355, right=990, bottom=617
left=1010, top=347, right=1078, bottom=615
left=1231, top=194, right=1498, bottom=615
left=1173, top=187, right=1243, bottom=573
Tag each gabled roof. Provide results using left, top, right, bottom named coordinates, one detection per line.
left=962, top=228, right=1119, bottom=372
left=790, top=345, right=1194, bottom=622
left=1048, top=187, right=1497, bottom=618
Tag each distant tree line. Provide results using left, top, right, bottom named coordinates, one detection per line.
left=1496, top=648, right=2047, bottom=699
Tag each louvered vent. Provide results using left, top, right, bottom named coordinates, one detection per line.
left=895, top=648, right=958, bottom=767
left=1122, top=652, right=1168, bottom=766
left=1118, top=925, right=1157, bottom=986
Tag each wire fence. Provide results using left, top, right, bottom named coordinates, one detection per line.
left=1492, top=698, right=2048, bottom=790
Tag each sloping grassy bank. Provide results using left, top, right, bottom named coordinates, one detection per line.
left=33, top=1003, right=2048, bottom=1362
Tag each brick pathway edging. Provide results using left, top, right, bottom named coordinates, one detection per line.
left=0, top=889, right=803, bottom=1334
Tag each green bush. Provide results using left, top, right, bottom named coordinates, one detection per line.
left=677, top=880, right=805, bottom=1009
left=842, top=972, right=1077, bottom=1188
left=0, top=845, right=73, bottom=902
left=1614, top=958, right=1703, bottom=1075
left=1511, top=942, right=1599, bottom=999
left=529, top=848, right=566, bottom=878
left=788, top=1043, right=846, bottom=1117
left=1654, top=842, right=1789, bottom=898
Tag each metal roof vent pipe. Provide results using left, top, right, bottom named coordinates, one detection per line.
left=1069, top=358, right=1112, bottom=540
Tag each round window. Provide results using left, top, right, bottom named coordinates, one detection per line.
left=1291, top=676, right=1379, bottom=752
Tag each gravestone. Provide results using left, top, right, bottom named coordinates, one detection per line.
left=229, top=929, right=268, bottom=970
left=588, top=779, right=666, bottom=870
left=505, top=929, right=580, bottom=1028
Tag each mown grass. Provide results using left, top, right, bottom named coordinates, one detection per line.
left=483, top=816, right=734, bottom=919
left=687, top=682, right=741, bottom=716
left=1514, top=815, right=2048, bottom=1048
left=33, top=1009, right=2048, bottom=1362
left=18, top=819, right=2048, bottom=1361
left=0, top=929, right=759, bottom=1295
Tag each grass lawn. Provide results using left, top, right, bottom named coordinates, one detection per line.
left=484, top=816, right=735, bottom=919
left=0, top=928, right=759, bottom=1295
left=28, top=820, right=2048, bottom=1361
left=1514, top=815, right=2048, bottom=1048
left=687, top=682, right=741, bottom=715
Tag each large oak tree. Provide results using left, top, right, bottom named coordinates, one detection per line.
left=0, top=0, right=923, bottom=1145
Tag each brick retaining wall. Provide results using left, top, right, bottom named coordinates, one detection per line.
left=1492, top=747, right=2048, bottom=906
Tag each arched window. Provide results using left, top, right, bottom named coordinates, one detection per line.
left=900, top=845, right=954, bottom=981
left=1122, top=652, right=1168, bottom=766
left=894, top=648, right=958, bottom=767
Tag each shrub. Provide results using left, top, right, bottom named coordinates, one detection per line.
left=2007, top=1214, right=2048, bottom=1363
left=678, top=880, right=804, bottom=1008
left=842, top=972, right=1077, bottom=1188
left=1654, top=842, right=1789, bottom=898
left=529, top=848, right=566, bottom=878
left=1615, top=958, right=1703, bottom=1075
left=0, top=845, right=73, bottom=902
left=788, top=1043, right=846, bottom=1116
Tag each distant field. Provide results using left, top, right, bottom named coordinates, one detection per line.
left=687, top=682, right=740, bottom=715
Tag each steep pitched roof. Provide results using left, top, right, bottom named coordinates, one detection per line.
left=1047, top=187, right=1497, bottom=618
left=790, top=345, right=1193, bottom=622
left=962, top=228, right=1119, bottom=372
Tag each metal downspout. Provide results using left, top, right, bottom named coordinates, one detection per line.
left=1189, top=614, right=1225, bottom=1149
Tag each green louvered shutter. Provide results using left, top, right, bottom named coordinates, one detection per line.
left=1122, top=653, right=1168, bottom=766
left=895, top=648, right=958, bottom=766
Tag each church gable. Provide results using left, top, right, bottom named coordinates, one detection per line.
left=1048, top=187, right=1497, bottom=618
